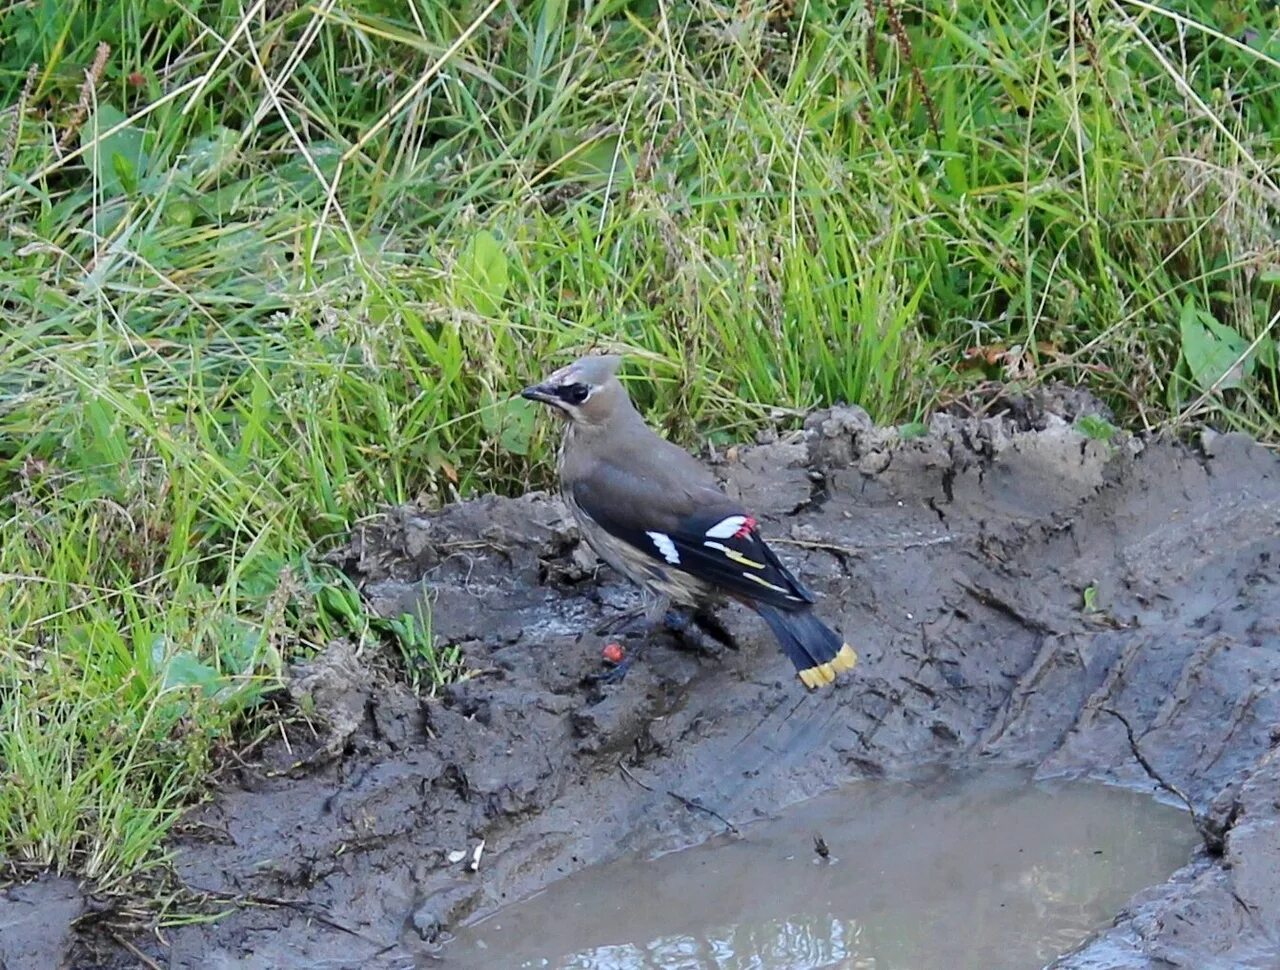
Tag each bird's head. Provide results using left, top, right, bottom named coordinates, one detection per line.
left=521, top=354, right=629, bottom=426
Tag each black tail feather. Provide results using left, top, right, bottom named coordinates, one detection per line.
left=756, top=605, right=858, bottom=689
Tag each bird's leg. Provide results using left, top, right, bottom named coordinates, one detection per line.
left=586, top=652, right=635, bottom=685
left=584, top=595, right=666, bottom=684
left=593, top=604, right=650, bottom=637
left=595, top=592, right=671, bottom=639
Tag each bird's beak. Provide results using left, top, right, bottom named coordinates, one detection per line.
left=521, top=382, right=558, bottom=405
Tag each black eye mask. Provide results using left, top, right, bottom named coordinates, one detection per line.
left=557, top=383, right=590, bottom=405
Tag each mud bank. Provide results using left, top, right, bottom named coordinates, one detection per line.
left=24, top=395, right=1280, bottom=969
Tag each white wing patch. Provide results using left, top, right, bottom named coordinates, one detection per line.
left=742, top=572, right=793, bottom=595
left=646, top=531, right=681, bottom=564
left=704, top=515, right=749, bottom=539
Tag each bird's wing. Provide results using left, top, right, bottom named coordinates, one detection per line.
left=569, top=463, right=815, bottom=608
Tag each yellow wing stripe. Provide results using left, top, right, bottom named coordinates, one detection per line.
left=798, top=643, right=858, bottom=689
left=704, top=540, right=766, bottom=570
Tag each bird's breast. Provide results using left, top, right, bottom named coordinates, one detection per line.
left=556, top=424, right=573, bottom=478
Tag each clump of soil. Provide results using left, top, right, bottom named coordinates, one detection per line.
left=13, top=392, right=1280, bottom=969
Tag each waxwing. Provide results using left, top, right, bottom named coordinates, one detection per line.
left=522, top=354, right=857, bottom=689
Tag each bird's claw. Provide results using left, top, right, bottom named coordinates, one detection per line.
left=584, top=656, right=633, bottom=685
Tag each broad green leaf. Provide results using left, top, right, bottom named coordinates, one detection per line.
left=546, top=128, right=634, bottom=183
left=1256, top=337, right=1277, bottom=370
left=234, top=552, right=286, bottom=599
left=217, top=618, right=268, bottom=676
left=180, top=124, right=239, bottom=184
left=498, top=399, right=537, bottom=456
left=454, top=230, right=510, bottom=317
left=1076, top=414, right=1117, bottom=442
left=1179, top=298, right=1253, bottom=392
left=82, top=104, right=150, bottom=197
left=481, top=394, right=536, bottom=456
left=162, top=194, right=196, bottom=229
left=163, top=652, right=222, bottom=694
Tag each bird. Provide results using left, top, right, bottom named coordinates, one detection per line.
left=521, top=353, right=858, bottom=689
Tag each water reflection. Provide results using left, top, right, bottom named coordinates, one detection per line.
left=443, top=770, right=1196, bottom=970
left=547, top=917, right=871, bottom=970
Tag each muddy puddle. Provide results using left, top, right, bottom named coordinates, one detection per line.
left=444, top=769, right=1198, bottom=970
left=13, top=393, right=1278, bottom=969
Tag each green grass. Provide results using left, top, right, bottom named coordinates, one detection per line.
left=1, top=0, right=1277, bottom=905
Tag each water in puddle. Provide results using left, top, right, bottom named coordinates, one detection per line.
left=441, top=770, right=1197, bottom=970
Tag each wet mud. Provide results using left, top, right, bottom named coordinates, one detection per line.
left=12, top=393, right=1280, bottom=969
left=0, top=875, right=84, bottom=970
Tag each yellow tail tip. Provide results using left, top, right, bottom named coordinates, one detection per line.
left=832, top=643, right=858, bottom=671
left=798, top=644, right=858, bottom=689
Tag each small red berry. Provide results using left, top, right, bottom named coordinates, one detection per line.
left=601, top=642, right=625, bottom=665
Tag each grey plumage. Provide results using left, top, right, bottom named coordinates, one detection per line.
left=522, top=353, right=858, bottom=689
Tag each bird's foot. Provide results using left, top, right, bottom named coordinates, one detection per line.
left=662, top=609, right=726, bottom=659
left=690, top=608, right=738, bottom=651
left=584, top=655, right=634, bottom=685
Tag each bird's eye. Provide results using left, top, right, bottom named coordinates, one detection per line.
left=559, top=383, right=590, bottom=405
